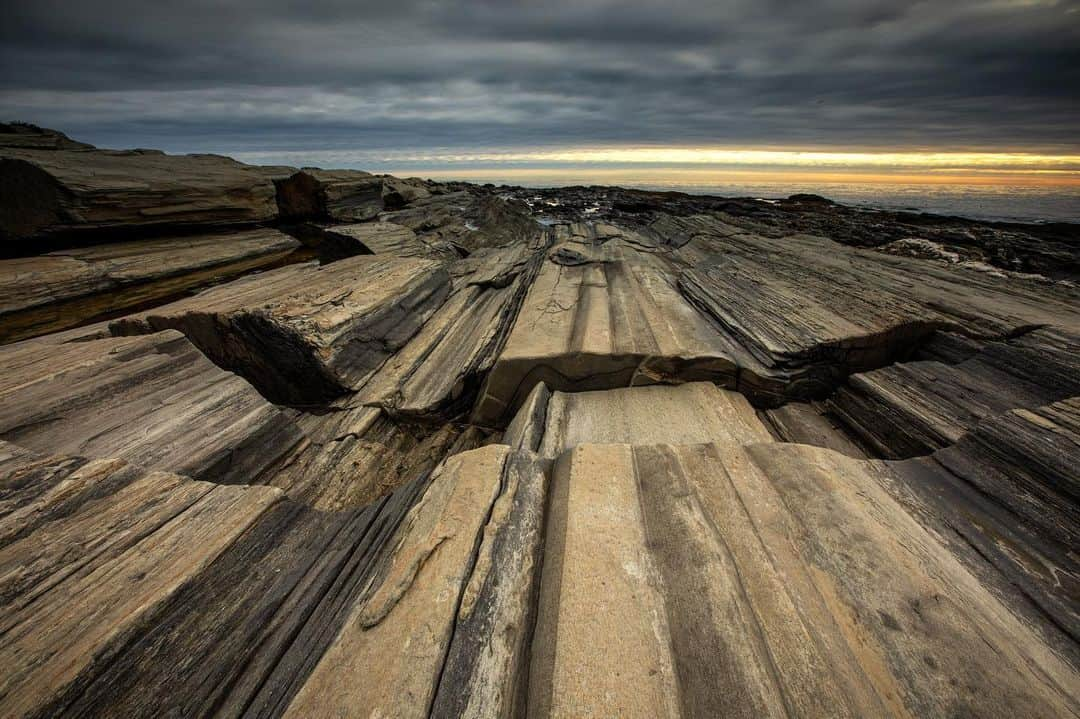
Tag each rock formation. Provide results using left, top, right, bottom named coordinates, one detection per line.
left=0, top=228, right=301, bottom=342
left=0, top=147, right=293, bottom=241
left=0, top=127, right=1078, bottom=718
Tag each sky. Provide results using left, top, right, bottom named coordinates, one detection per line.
left=2, top=0, right=1079, bottom=188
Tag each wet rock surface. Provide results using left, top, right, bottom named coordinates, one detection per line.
left=1, top=128, right=1078, bottom=718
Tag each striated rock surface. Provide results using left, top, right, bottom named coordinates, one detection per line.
left=0, top=147, right=294, bottom=241
left=320, top=220, right=449, bottom=259
left=357, top=242, right=544, bottom=420
left=0, top=228, right=301, bottom=343
left=112, top=254, right=451, bottom=404
left=827, top=326, right=1080, bottom=457
left=1, top=128, right=1078, bottom=718
left=0, top=442, right=285, bottom=719
left=0, top=121, right=95, bottom=151
left=472, top=231, right=738, bottom=425
left=0, top=330, right=303, bottom=484
left=671, top=215, right=1078, bottom=404
left=275, top=168, right=385, bottom=222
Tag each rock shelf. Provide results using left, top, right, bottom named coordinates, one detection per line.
left=1, top=128, right=1078, bottom=718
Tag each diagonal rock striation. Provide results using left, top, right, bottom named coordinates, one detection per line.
left=1, top=130, right=1078, bottom=718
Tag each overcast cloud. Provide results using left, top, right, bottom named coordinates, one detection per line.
left=1, top=0, right=1078, bottom=155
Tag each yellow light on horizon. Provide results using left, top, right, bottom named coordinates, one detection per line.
left=417, top=147, right=1080, bottom=172
left=401, top=166, right=1080, bottom=188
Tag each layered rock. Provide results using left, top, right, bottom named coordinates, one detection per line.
left=472, top=236, right=738, bottom=426
left=319, top=220, right=447, bottom=259
left=271, top=402, right=487, bottom=510
left=828, top=326, right=1080, bottom=457
left=381, top=191, right=541, bottom=255
left=672, top=215, right=1079, bottom=404
left=0, top=228, right=301, bottom=343
left=511, top=380, right=771, bottom=457
left=1, top=129, right=1078, bottom=719
left=381, top=176, right=433, bottom=209
left=889, top=397, right=1080, bottom=648
left=0, top=448, right=282, bottom=719
left=113, top=254, right=451, bottom=404
left=0, top=121, right=95, bottom=150
left=357, top=242, right=544, bottom=420
left=519, top=385, right=1078, bottom=718
left=0, top=147, right=293, bottom=241
left=0, top=331, right=302, bottom=484
left=0, top=440, right=429, bottom=718
left=274, top=168, right=385, bottom=222
left=283, top=445, right=527, bottom=718
left=500, top=183, right=1080, bottom=280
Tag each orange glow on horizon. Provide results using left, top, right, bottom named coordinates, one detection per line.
left=393, top=166, right=1080, bottom=188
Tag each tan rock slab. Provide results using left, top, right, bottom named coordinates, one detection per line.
left=0, top=330, right=303, bottom=483
left=1, top=147, right=292, bottom=239
left=0, top=443, right=282, bottom=718
left=0, top=228, right=300, bottom=343
left=282, top=444, right=508, bottom=718
left=112, top=254, right=451, bottom=404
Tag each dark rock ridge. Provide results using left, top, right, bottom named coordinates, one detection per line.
left=0, top=121, right=95, bottom=151
left=1, top=126, right=1078, bottom=718
left=501, top=184, right=1080, bottom=281
left=0, top=148, right=292, bottom=242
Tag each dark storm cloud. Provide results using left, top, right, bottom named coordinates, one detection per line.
left=1, top=0, right=1078, bottom=153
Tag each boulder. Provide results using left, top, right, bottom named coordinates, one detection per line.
left=274, top=167, right=384, bottom=222
left=381, top=176, right=432, bottom=209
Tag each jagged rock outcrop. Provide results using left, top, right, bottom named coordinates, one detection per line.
left=274, top=169, right=437, bottom=224
left=1, top=128, right=1078, bottom=718
left=381, top=191, right=541, bottom=255
left=888, top=397, right=1080, bottom=651
left=381, top=176, right=433, bottom=209
left=672, top=215, right=1078, bottom=404
left=828, top=326, right=1080, bottom=457
left=357, top=242, right=544, bottom=420
left=472, top=235, right=738, bottom=426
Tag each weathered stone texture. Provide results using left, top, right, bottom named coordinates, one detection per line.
left=0, top=228, right=300, bottom=343
left=0, top=148, right=292, bottom=240
left=112, top=254, right=451, bottom=404
left=0, top=331, right=302, bottom=484
left=1, top=134, right=1078, bottom=719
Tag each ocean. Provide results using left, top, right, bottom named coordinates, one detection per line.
left=393, top=172, right=1080, bottom=225
left=642, top=181, right=1080, bottom=225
